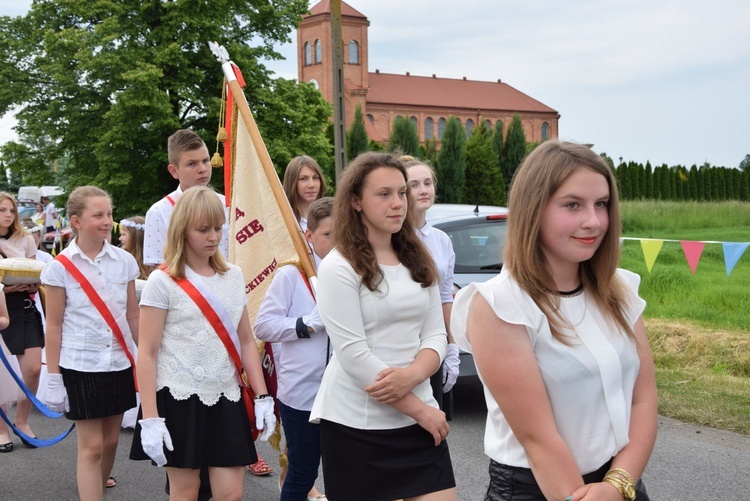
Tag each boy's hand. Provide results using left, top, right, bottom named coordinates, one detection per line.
left=302, top=306, right=325, bottom=333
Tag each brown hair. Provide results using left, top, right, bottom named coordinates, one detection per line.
left=504, top=140, right=632, bottom=342
left=282, top=155, right=327, bottom=221
left=333, top=152, right=437, bottom=291
left=163, top=186, right=229, bottom=279
left=0, top=192, right=28, bottom=239
left=167, top=129, right=207, bottom=167
left=306, top=196, right=334, bottom=232
left=66, top=186, right=111, bottom=238
left=120, top=216, right=155, bottom=279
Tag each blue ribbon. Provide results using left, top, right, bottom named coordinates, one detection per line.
left=0, top=346, right=75, bottom=447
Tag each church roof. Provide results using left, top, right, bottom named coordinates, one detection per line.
left=306, top=1, right=367, bottom=20
left=366, top=72, right=557, bottom=114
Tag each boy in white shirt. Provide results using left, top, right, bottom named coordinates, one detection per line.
left=254, top=197, right=334, bottom=501
left=143, top=129, right=229, bottom=266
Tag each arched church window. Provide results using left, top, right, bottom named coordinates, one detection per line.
left=425, top=117, right=434, bottom=140
left=349, top=40, right=359, bottom=64
left=437, top=118, right=446, bottom=140
left=304, top=42, right=311, bottom=66
left=542, top=122, right=550, bottom=141
left=315, top=39, right=322, bottom=64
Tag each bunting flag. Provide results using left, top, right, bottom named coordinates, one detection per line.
left=680, top=241, right=705, bottom=274
left=623, top=237, right=750, bottom=276
left=722, top=242, right=749, bottom=277
left=640, top=239, right=664, bottom=273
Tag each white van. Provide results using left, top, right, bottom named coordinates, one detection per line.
left=16, top=185, right=63, bottom=202
left=17, top=186, right=41, bottom=202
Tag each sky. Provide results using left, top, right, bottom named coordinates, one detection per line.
left=2, top=0, right=749, bottom=168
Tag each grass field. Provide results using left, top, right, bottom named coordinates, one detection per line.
left=619, top=201, right=750, bottom=434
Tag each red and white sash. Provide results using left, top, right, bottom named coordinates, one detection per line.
left=166, top=266, right=257, bottom=435
left=55, top=253, right=137, bottom=387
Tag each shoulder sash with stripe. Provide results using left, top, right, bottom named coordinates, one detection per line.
left=55, top=254, right=137, bottom=389
left=163, top=266, right=257, bottom=436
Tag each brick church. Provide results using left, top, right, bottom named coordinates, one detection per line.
left=297, top=1, right=559, bottom=145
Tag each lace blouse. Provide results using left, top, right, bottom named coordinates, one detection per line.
left=139, top=265, right=248, bottom=406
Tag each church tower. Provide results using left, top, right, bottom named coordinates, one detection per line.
left=297, top=1, right=370, bottom=124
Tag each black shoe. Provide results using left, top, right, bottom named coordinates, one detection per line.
left=12, top=425, right=37, bottom=449
left=0, top=442, right=13, bottom=453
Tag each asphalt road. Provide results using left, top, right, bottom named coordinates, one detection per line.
left=2, top=377, right=750, bottom=500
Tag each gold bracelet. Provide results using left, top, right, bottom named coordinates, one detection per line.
left=607, top=467, right=635, bottom=485
left=602, top=472, right=636, bottom=501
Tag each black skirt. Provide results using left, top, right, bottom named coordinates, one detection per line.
left=60, top=366, right=136, bottom=420
left=130, top=387, right=258, bottom=468
left=320, top=420, right=456, bottom=501
left=0, top=291, right=44, bottom=355
left=485, top=459, right=651, bottom=501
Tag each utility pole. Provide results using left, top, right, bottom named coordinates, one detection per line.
left=330, top=0, right=347, bottom=183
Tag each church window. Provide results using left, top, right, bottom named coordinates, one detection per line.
left=349, top=40, right=359, bottom=64
left=542, top=122, right=550, bottom=141
left=437, top=118, right=446, bottom=140
left=315, top=40, right=322, bottom=64
left=483, top=119, right=492, bottom=132
left=425, top=117, right=434, bottom=139
left=304, top=42, right=311, bottom=66
left=465, top=119, right=474, bottom=138
left=367, top=114, right=375, bottom=125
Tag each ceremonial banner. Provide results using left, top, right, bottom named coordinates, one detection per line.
left=212, top=43, right=317, bottom=461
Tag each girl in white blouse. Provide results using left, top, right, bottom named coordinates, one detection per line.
left=311, top=152, right=456, bottom=501
left=452, top=141, right=657, bottom=501
left=42, top=186, right=140, bottom=499
left=403, top=156, right=460, bottom=413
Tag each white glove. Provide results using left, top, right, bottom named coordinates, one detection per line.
left=46, top=373, right=69, bottom=413
left=138, top=417, right=174, bottom=467
left=442, top=344, right=461, bottom=393
left=302, top=306, right=325, bottom=333
left=254, top=396, right=276, bottom=442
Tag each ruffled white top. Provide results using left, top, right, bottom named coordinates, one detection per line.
left=452, top=268, right=646, bottom=474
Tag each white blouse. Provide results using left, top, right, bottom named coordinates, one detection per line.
left=310, top=249, right=447, bottom=429
left=40, top=239, right=139, bottom=372
left=451, top=268, right=646, bottom=474
left=417, top=223, right=455, bottom=305
left=139, top=265, right=247, bottom=406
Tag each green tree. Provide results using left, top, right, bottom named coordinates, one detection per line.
left=436, top=117, right=466, bottom=204
left=739, top=154, right=750, bottom=172
left=388, top=116, right=419, bottom=156
left=0, top=0, right=310, bottom=217
left=419, top=139, right=439, bottom=171
left=502, top=115, right=526, bottom=190
left=346, top=103, right=369, bottom=161
left=492, top=121, right=504, bottom=172
left=462, top=125, right=504, bottom=206
left=256, top=78, right=333, bottom=178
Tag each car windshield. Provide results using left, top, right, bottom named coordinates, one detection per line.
left=442, top=221, right=506, bottom=273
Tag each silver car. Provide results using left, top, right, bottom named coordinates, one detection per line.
left=426, top=203, right=508, bottom=377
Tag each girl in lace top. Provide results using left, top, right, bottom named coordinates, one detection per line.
left=130, top=186, right=275, bottom=500
left=452, top=141, right=657, bottom=501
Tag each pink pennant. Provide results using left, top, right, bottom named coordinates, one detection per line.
left=680, top=241, right=706, bottom=274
